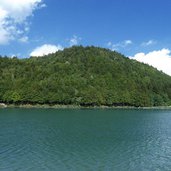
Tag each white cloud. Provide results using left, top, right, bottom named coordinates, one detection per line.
left=124, top=40, right=132, bottom=45
left=10, top=53, right=21, bottom=58
left=18, top=36, right=29, bottom=43
left=30, top=44, right=63, bottom=57
left=107, top=42, right=112, bottom=46
left=0, top=0, right=45, bottom=44
left=69, top=35, right=81, bottom=46
left=39, top=3, right=47, bottom=8
left=141, top=40, right=157, bottom=46
left=108, top=40, right=133, bottom=51
left=130, top=48, right=171, bottom=76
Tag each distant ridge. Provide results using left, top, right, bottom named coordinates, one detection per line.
left=0, top=46, right=171, bottom=107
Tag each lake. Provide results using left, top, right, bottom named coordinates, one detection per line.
left=0, top=108, right=171, bottom=171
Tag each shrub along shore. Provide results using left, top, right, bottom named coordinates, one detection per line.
left=0, top=103, right=171, bottom=110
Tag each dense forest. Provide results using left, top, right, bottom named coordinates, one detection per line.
left=0, top=46, right=171, bottom=107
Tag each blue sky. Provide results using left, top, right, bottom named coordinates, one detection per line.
left=0, top=0, right=171, bottom=75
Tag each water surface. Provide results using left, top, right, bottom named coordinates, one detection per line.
left=0, top=108, right=171, bottom=171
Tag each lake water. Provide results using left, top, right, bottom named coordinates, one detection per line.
left=0, top=108, right=171, bottom=171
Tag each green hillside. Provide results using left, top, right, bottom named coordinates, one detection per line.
left=0, top=46, right=171, bottom=107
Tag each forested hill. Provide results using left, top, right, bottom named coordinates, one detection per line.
left=0, top=46, right=171, bottom=107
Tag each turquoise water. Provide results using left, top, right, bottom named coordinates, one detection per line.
left=0, top=108, right=171, bottom=171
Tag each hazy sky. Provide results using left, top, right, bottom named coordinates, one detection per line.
left=0, top=0, right=171, bottom=75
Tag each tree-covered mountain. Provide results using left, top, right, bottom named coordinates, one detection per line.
left=0, top=46, right=171, bottom=107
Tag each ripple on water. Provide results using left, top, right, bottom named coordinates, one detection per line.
left=0, top=109, right=171, bottom=170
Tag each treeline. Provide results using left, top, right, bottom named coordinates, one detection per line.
left=0, top=46, right=171, bottom=107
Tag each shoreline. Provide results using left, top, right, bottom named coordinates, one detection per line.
left=0, top=103, right=171, bottom=110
